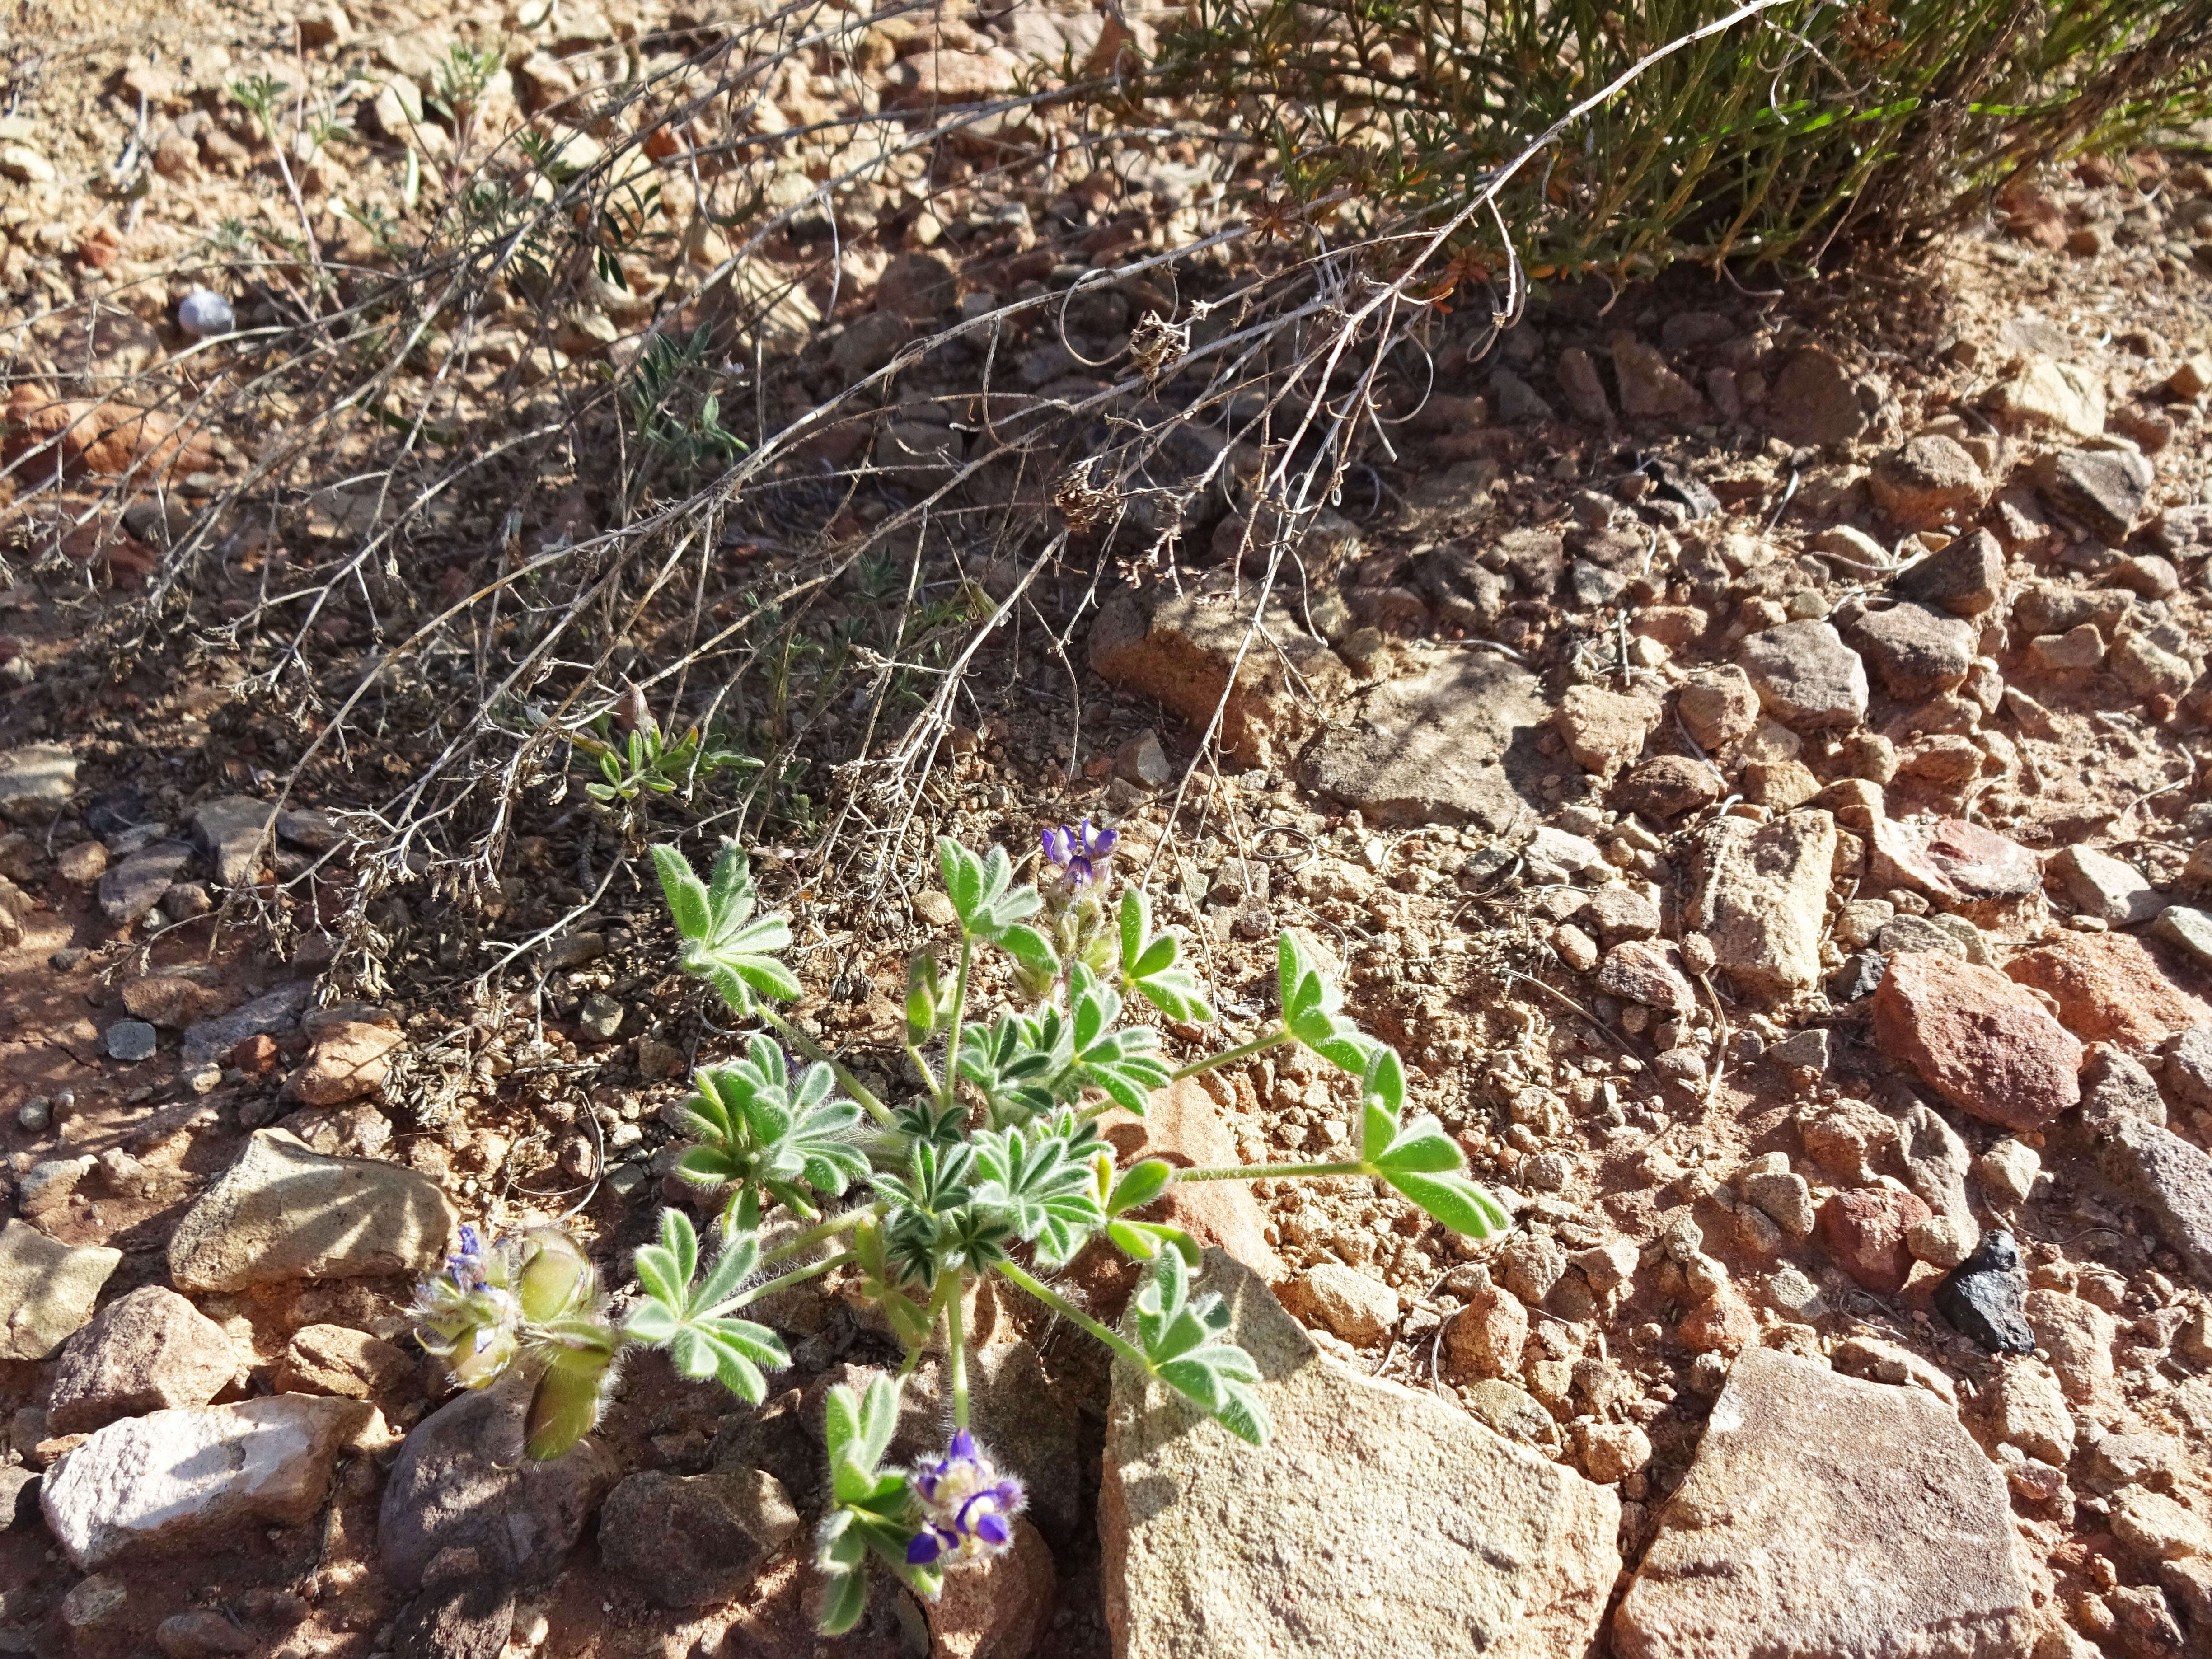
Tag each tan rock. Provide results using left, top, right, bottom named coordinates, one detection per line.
left=1614, top=1349, right=2035, bottom=1659
left=169, top=1129, right=456, bottom=1293
left=1102, top=1249, right=1619, bottom=1659
left=285, top=1019, right=402, bottom=1105
left=1555, top=684, right=1663, bottom=775
left=1691, top=809, right=1835, bottom=999
left=275, top=1324, right=415, bottom=1399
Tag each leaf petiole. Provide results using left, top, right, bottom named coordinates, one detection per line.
left=759, top=1005, right=894, bottom=1126
left=995, top=1259, right=1150, bottom=1372
left=1168, top=1026, right=1294, bottom=1081
left=1175, top=1158, right=1367, bottom=1183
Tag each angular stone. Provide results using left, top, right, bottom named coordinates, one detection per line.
left=1869, top=816, right=2041, bottom=917
left=106, top=1019, right=158, bottom=1061
left=2026, top=624, right=2104, bottom=673
left=1677, top=665, right=1760, bottom=749
left=1443, top=1278, right=1530, bottom=1380
left=379, top=1369, right=617, bottom=1589
left=1990, top=1362, right=2073, bottom=1463
left=926, top=1515, right=1055, bottom=1659
left=1894, top=529, right=2004, bottom=617
left=181, top=981, right=313, bottom=1065
left=1611, top=334, right=1706, bottom=421
left=1692, top=810, right=1836, bottom=999
left=387, top=1583, right=513, bottom=1659
left=1987, top=356, right=2105, bottom=439
left=1091, top=572, right=1352, bottom=770
left=1555, top=347, right=1612, bottom=424
left=0, top=1220, right=122, bottom=1360
left=598, top=1466, right=799, bottom=1607
left=1872, top=952, right=2084, bottom=1131
left=188, top=796, right=275, bottom=886
left=1490, top=370, right=1554, bottom=424
left=1843, top=602, right=1977, bottom=701
left=2151, top=905, right=2212, bottom=970
left=1302, top=650, right=1545, bottom=829
left=47, top=1287, right=238, bottom=1434
left=98, top=839, right=192, bottom=925
left=1870, top=436, right=1988, bottom=529
left=169, top=1129, right=458, bottom=1293
left=1102, top=1249, right=1618, bottom=1659
left=2034, top=447, right=2153, bottom=541
left=274, top=1324, right=415, bottom=1400
left=1898, top=1103, right=1972, bottom=1222
left=1738, top=621, right=1868, bottom=731
left=1612, top=756, right=1720, bottom=822
left=2112, top=633, right=2193, bottom=699
left=1584, top=884, right=1661, bottom=946
left=2051, top=845, right=2160, bottom=927
left=1555, top=684, right=1663, bottom=775
left=2025, top=1290, right=2115, bottom=1403
left=1613, top=1349, right=2034, bottom=1659
left=2077, top=1106, right=2212, bottom=1287
left=1934, top=1229, right=2036, bottom=1355
left=1764, top=348, right=1876, bottom=448
left=1597, top=940, right=1697, bottom=1012
left=1281, top=1263, right=1397, bottom=1345
left=1817, top=1186, right=1932, bottom=1295
left=42, top=1395, right=372, bottom=1568
left=0, top=741, right=77, bottom=822
left=2006, top=932, right=2212, bottom=1047
left=285, top=1020, right=403, bottom=1106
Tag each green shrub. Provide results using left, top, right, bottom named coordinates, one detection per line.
left=1152, top=0, right=2212, bottom=277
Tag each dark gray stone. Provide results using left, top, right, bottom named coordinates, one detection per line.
left=1830, top=951, right=1886, bottom=1003
left=597, top=1467, right=799, bottom=1608
left=1934, top=1230, right=2034, bottom=1355
left=180, top=982, right=314, bottom=1066
left=388, top=1583, right=515, bottom=1659
left=97, top=840, right=192, bottom=925
left=104, top=1020, right=158, bottom=1062
left=1490, top=370, right=1554, bottom=424
left=189, top=796, right=275, bottom=887
left=2082, top=1110, right=2212, bottom=1287
left=377, top=1372, right=616, bottom=1591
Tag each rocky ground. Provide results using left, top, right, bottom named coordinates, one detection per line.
left=6, top=0, right=2212, bottom=1655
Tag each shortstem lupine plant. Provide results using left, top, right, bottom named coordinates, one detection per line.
left=412, top=830, right=1512, bottom=1629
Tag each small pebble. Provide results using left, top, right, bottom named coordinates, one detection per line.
left=177, top=288, right=236, bottom=337
left=105, top=1019, right=159, bottom=1062
left=578, top=994, right=625, bottom=1042
left=17, top=1096, right=50, bottom=1132
left=185, top=1063, right=225, bottom=1095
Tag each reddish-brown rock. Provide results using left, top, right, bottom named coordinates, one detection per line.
left=1871, top=951, right=2084, bottom=1130
left=284, top=1021, right=402, bottom=1106
left=1442, top=1279, right=1529, bottom=1380
left=1679, top=1285, right=1757, bottom=1356
left=1596, top=939, right=1698, bottom=1012
left=1817, top=1187, right=1933, bottom=1296
left=2005, top=932, right=2212, bottom=1048
left=1868, top=816, right=2040, bottom=919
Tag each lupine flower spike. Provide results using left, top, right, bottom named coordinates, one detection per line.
left=412, top=1225, right=524, bottom=1386
left=905, top=1431, right=1027, bottom=1566
left=1040, top=817, right=1117, bottom=890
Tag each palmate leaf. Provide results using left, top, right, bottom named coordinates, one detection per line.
left=1064, top=965, right=1173, bottom=1112
left=1118, top=888, right=1213, bottom=1023
left=1351, top=1044, right=1512, bottom=1239
left=674, top=1036, right=868, bottom=1214
left=1128, top=1249, right=1267, bottom=1446
left=970, top=1123, right=1106, bottom=1267
left=937, top=835, right=1043, bottom=941
left=958, top=1014, right=1065, bottom=1126
left=815, top=1375, right=938, bottom=1633
left=1278, top=932, right=1379, bottom=1075
left=654, top=841, right=800, bottom=1012
left=623, top=1208, right=789, bottom=1404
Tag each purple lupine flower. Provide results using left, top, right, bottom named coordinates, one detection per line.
left=1040, top=817, right=1118, bottom=890
left=445, top=1224, right=491, bottom=1292
left=904, top=1430, right=1026, bottom=1566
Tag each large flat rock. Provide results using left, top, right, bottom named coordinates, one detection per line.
left=1101, top=1249, right=1618, bottom=1659
left=168, top=1128, right=457, bottom=1293
left=1613, top=1348, right=2034, bottom=1659
left=1302, top=649, right=1547, bottom=830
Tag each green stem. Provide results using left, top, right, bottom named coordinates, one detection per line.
left=760, top=1006, right=893, bottom=1126
left=995, top=1259, right=1150, bottom=1373
left=1169, top=1025, right=1295, bottom=1081
left=940, top=933, right=975, bottom=1109
left=759, top=1208, right=867, bottom=1267
left=948, top=1280, right=970, bottom=1432
left=1175, top=1159, right=1367, bottom=1183
left=704, top=1250, right=855, bottom=1318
